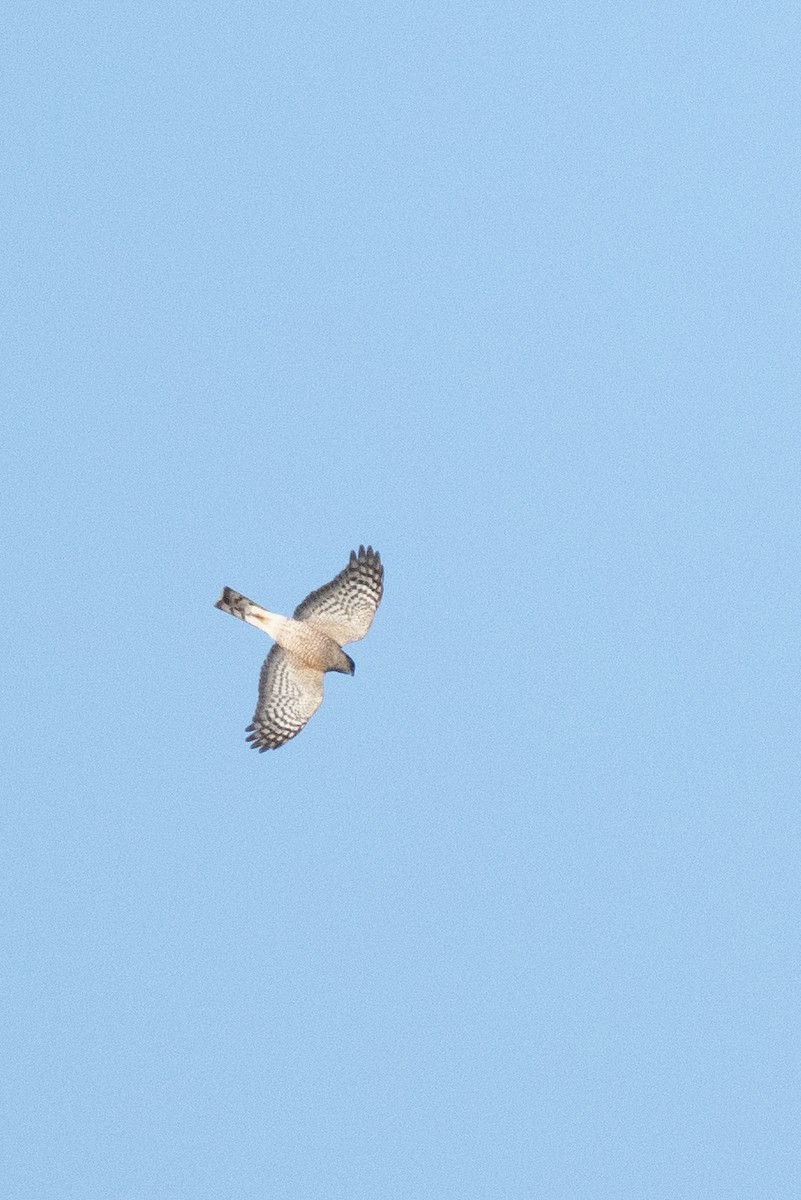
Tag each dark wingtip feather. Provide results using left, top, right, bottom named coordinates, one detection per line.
left=353, top=544, right=381, bottom=561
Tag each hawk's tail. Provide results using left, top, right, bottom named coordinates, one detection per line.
left=215, top=587, right=267, bottom=626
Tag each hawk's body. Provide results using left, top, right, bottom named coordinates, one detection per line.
left=215, top=546, right=383, bottom=750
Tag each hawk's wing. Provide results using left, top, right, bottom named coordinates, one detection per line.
left=292, top=545, right=384, bottom=645
left=245, top=645, right=325, bottom=751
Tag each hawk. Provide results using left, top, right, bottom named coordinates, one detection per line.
left=215, top=546, right=384, bottom=750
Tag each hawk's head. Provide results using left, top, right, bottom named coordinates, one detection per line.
left=328, top=650, right=356, bottom=676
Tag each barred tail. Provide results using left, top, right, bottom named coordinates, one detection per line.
left=215, top=587, right=264, bottom=623
left=215, top=587, right=283, bottom=636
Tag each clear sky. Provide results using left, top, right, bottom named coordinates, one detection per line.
left=3, top=3, right=800, bottom=1198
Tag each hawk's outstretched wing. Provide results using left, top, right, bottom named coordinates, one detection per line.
left=245, top=645, right=325, bottom=751
left=292, top=545, right=383, bottom=645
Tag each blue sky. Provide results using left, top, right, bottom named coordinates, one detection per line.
left=3, top=3, right=800, bottom=1197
